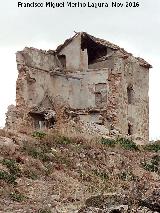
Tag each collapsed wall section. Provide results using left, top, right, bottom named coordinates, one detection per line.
left=5, top=47, right=61, bottom=132
left=17, top=47, right=60, bottom=71
left=8, top=46, right=110, bottom=132
left=16, top=47, right=60, bottom=109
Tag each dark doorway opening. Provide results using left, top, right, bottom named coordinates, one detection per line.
left=128, top=123, right=133, bottom=135
left=29, top=112, right=55, bottom=129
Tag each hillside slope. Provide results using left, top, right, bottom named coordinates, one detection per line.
left=0, top=129, right=159, bottom=213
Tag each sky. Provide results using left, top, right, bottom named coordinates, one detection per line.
left=0, top=0, right=160, bottom=140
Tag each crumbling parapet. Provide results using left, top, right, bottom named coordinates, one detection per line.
left=5, top=105, right=17, bottom=130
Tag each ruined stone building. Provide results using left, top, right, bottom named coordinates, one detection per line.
left=6, top=32, right=152, bottom=142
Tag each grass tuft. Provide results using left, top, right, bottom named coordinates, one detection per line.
left=0, top=171, right=17, bottom=184
left=141, top=155, right=160, bottom=173
left=144, top=141, right=160, bottom=152
left=101, top=138, right=116, bottom=147
left=32, top=131, right=47, bottom=140
left=101, top=137, right=139, bottom=150
left=10, top=191, right=26, bottom=202
left=117, top=138, right=139, bottom=151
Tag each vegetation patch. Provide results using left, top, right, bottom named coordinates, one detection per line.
left=23, top=146, right=41, bottom=159
left=32, top=131, right=47, bottom=140
left=55, top=135, right=73, bottom=145
left=144, top=141, right=160, bottom=152
left=0, top=170, right=17, bottom=184
left=101, top=137, right=139, bottom=150
left=141, top=155, right=160, bottom=173
left=1, top=159, right=21, bottom=184
left=24, top=170, right=38, bottom=180
left=93, top=169, right=109, bottom=181
left=10, top=191, right=27, bottom=202
left=53, top=152, right=74, bottom=169
left=100, top=138, right=116, bottom=147
left=118, top=171, right=137, bottom=181
left=2, top=159, right=21, bottom=176
left=117, top=138, right=139, bottom=151
left=23, top=143, right=51, bottom=162
left=85, top=195, right=106, bottom=208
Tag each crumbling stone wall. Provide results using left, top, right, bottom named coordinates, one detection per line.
left=41, top=70, right=107, bottom=111
left=105, top=51, right=149, bottom=142
left=15, top=47, right=109, bottom=110
left=16, top=47, right=60, bottom=109
left=7, top=47, right=109, bottom=131
left=6, top=32, right=150, bottom=143
left=6, top=47, right=61, bottom=132
left=5, top=105, right=18, bottom=130
left=17, top=47, right=60, bottom=71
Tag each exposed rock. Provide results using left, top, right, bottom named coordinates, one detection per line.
left=78, top=192, right=160, bottom=213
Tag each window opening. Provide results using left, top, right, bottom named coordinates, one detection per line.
left=127, top=85, right=134, bottom=104
left=58, top=55, right=66, bottom=68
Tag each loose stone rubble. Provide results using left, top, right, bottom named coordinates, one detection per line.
left=78, top=190, right=160, bottom=213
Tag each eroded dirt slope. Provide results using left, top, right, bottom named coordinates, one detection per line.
left=0, top=129, right=159, bottom=213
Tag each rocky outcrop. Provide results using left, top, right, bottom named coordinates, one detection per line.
left=78, top=190, right=160, bottom=213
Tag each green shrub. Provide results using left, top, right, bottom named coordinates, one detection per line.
left=24, top=170, right=38, bottom=180
left=101, top=137, right=139, bottom=150
left=117, top=138, right=139, bottom=151
left=152, top=154, right=160, bottom=164
left=1, top=159, right=21, bottom=184
left=2, top=159, right=21, bottom=177
left=32, top=131, right=46, bottom=140
left=144, top=141, right=160, bottom=152
left=23, top=145, right=42, bottom=159
left=118, top=171, right=137, bottom=181
left=142, top=162, right=158, bottom=173
left=23, top=143, right=51, bottom=162
left=56, top=135, right=72, bottom=145
left=0, top=171, right=17, bottom=184
left=93, top=169, right=109, bottom=181
left=141, top=155, right=160, bottom=173
left=10, top=192, right=26, bottom=202
left=101, top=138, right=116, bottom=147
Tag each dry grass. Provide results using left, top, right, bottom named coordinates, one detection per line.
left=0, top=129, right=159, bottom=212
